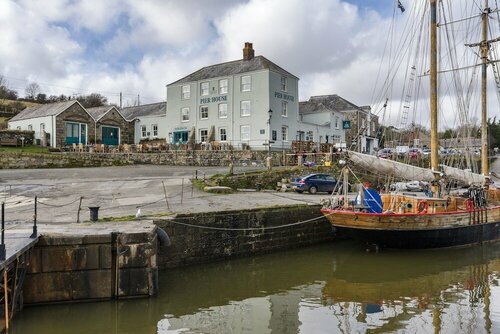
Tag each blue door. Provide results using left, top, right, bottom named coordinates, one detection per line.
left=173, top=131, right=188, bottom=144
left=66, top=123, right=87, bottom=145
left=102, top=126, right=119, bottom=145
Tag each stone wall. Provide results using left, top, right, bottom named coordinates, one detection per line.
left=23, top=223, right=158, bottom=304
left=155, top=204, right=337, bottom=269
left=55, top=103, right=96, bottom=147
left=0, top=150, right=298, bottom=168
left=97, top=109, right=133, bottom=144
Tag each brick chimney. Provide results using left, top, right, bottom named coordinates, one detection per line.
left=243, top=42, right=254, bottom=60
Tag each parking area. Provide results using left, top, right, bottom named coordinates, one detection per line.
left=0, top=165, right=324, bottom=224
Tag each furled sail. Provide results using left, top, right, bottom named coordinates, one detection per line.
left=348, top=151, right=485, bottom=184
left=440, top=165, right=485, bottom=185
left=348, top=151, right=435, bottom=181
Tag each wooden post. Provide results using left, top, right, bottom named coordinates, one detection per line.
left=4, top=269, right=9, bottom=332
left=430, top=0, right=440, bottom=197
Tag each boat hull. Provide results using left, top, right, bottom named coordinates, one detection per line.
left=338, top=222, right=500, bottom=249
left=321, top=207, right=500, bottom=249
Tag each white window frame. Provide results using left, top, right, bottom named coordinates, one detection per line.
left=200, top=106, right=209, bottom=120
left=219, top=79, right=228, bottom=94
left=281, top=101, right=288, bottom=117
left=152, top=124, right=158, bottom=137
left=219, top=127, right=227, bottom=141
left=200, top=128, right=208, bottom=143
left=218, top=103, right=228, bottom=118
left=281, top=76, right=287, bottom=92
left=240, top=125, right=250, bottom=141
left=306, top=131, right=314, bottom=141
left=335, top=117, right=339, bottom=129
left=200, top=82, right=209, bottom=96
left=241, top=75, right=251, bottom=92
left=141, top=125, right=147, bottom=138
left=181, top=85, right=190, bottom=99
left=240, top=100, right=251, bottom=117
left=28, top=124, right=33, bottom=131
left=181, top=107, right=190, bottom=122
left=281, top=125, right=288, bottom=141
left=40, top=123, right=45, bottom=132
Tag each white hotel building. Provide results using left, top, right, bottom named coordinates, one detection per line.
left=166, top=43, right=300, bottom=150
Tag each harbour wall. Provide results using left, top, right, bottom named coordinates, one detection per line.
left=0, top=151, right=299, bottom=169
left=155, top=204, right=337, bottom=269
left=23, top=223, right=158, bottom=305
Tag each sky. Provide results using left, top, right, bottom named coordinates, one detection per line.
left=0, top=0, right=498, bottom=128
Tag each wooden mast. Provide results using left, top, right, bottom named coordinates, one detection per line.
left=430, top=0, right=439, bottom=195
left=480, top=0, right=489, bottom=184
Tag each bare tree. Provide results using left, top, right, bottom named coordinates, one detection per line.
left=25, top=82, right=41, bottom=100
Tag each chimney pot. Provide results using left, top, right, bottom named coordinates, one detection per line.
left=243, top=42, right=255, bottom=60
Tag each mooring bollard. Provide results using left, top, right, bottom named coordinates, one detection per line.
left=89, top=206, right=100, bottom=222
left=30, top=196, right=37, bottom=238
left=0, top=202, right=5, bottom=261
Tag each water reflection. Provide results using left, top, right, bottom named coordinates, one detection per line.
left=11, top=241, right=500, bottom=333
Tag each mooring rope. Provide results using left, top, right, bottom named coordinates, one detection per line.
left=166, top=214, right=329, bottom=232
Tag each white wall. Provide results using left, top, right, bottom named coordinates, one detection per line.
left=134, top=115, right=167, bottom=143
left=8, top=115, right=55, bottom=147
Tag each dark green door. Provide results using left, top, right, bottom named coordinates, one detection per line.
left=66, top=122, right=86, bottom=144
left=102, top=126, right=119, bottom=145
left=173, top=131, right=188, bottom=144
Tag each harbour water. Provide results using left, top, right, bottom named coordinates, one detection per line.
left=11, top=240, right=500, bottom=333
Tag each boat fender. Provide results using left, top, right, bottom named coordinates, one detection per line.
left=417, top=200, right=428, bottom=214
left=157, top=227, right=171, bottom=248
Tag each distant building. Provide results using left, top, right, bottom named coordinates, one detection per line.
left=165, top=43, right=299, bottom=150
left=298, top=96, right=347, bottom=147
left=121, top=102, right=166, bottom=144
left=8, top=100, right=93, bottom=147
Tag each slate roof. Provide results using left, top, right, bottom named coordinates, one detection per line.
left=299, top=94, right=368, bottom=115
left=9, top=100, right=81, bottom=122
left=168, top=56, right=298, bottom=86
left=120, top=102, right=166, bottom=121
left=86, top=106, right=121, bottom=121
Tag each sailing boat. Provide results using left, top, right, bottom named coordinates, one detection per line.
left=321, top=0, right=500, bottom=248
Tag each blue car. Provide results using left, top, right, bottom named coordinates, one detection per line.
left=291, top=173, right=343, bottom=194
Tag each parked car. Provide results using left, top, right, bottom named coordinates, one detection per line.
left=408, top=148, right=421, bottom=159
left=377, top=148, right=394, bottom=159
left=292, top=173, right=348, bottom=194
left=422, top=148, right=431, bottom=157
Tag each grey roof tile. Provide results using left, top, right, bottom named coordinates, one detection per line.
left=86, top=106, right=117, bottom=121
left=120, top=102, right=166, bottom=121
left=168, top=56, right=298, bottom=86
left=9, top=100, right=79, bottom=122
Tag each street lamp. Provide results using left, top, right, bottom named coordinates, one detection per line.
left=267, top=109, right=273, bottom=170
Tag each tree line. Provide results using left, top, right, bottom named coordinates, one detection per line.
left=0, top=75, right=108, bottom=109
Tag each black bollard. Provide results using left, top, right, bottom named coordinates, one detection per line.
left=89, top=206, right=100, bottom=222
left=30, top=196, right=38, bottom=238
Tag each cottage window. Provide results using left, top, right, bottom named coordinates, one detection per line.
left=141, top=125, right=147, bottom=138
left=241, top=75, right=251, bottom=92
left=152, top=124, right=158, bottom=137
left=281, top=125, right=288, bottom=141
left=240, top=125, right=250, bottom=141
left=200, top=106, right=209, bottom=120
left=200, top=82, right=209, bottom=96
left=335, top=117, right=339, bottom=129
left=281, top=101, right=288, bottom=117
left=240, top=100, right=251, bottom=117
left=306, top=131, right=314, bottom=141
left=218, top=103, right=228, bottom=118
left=281, top=76, right=287, bottom=91
left=28, top=124, right=33, bottom=131
left=219, top=128, right=227, bottom=141
left=181, top=85, right=190, bottom=99
left=272, top=130, right=277, bottom=141
left=219, top=79, right=228, bottom=94
left=181, top=107, right=190, bottom=122
left=200, top=129, right=208, bottom=143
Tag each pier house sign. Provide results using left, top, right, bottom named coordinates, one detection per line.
left=200, top=95, right=227, bottom=104
left=274, top=92, right=294, bottom=102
